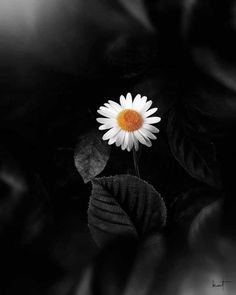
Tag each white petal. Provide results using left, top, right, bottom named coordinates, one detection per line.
left=126, top=93, right=133, bottom=108
left=134, top=130, right=152, bottom=147
left=141, top=100, right=152, bottom=113
left=104, top=104, right=118, bottom=113
left=122, top=132, right=129, bottom=150
left=115, top=130, right=125, bottom=147
left=140, top=128, right=157, bottom=140
left=99, top=125, right=113, bottom=130
left=109, top=129, right=121, bottom=145
left=133, top=130, right=147, bottom=145
left=135, top=96, right=147, bottom=111
left=100, top=106, right=118, bottom=115
left=143, top=107, right=158, bottom=117
left=97, top=108, right=117, bottom=119
left=96, top=117, right=116, bottom=124
left=131, top=132, right=139, bottom=151
left=132, top=94, right=141, bottom=110
left=108, top=136, right=117, bottom=145
left=120, top=95, right=126, bottom=108
left=127, top=133, right=134, bottom=152
left=103, top=127, right=120, bottom=140
left=139, top=132, right=152, bottom=147
left=103, top=103, right=118, bottom=113
left=98, top=119, right=118, bottom=129
left=144, top=117, right=161, bottom=124
left=142, top=124, right=159, bottom=133
left=108, top=100, right=122, bottom=112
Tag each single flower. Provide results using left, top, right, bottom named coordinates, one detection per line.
left=97, top=93, right=161, bottom=151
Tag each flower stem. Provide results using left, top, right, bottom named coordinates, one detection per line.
left=132, top=148, right=140, bottom=178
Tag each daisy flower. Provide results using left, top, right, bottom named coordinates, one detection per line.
left=96, top=93, right=161, bottom=151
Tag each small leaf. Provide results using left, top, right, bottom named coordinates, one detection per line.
left=88, top=175, right=167, bottom=247
left=74, top=130, right=110, bottom=183
left=167, top=107, right=221, bottom=188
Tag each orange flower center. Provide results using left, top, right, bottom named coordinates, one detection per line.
left=117, top=109, right=143, bottom=132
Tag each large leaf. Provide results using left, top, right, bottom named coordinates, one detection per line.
left=74, top=130, right=110, bottom=183
left=167, top=107, right=221, bottom=188
left=88, top=175, right=167, bottom=247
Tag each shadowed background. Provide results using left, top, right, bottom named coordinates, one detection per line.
left=1, top=0, right=236, bottom=294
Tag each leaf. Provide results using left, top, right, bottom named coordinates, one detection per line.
left=74, top=130, right=110, bottom=183
left=167, top=107, right=221, bottom=188
left=88, top=175, right=167, bottom=247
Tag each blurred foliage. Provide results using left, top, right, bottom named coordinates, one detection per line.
left=1, top=0, right=236, bottom=294
left=167, top=106, right=221, bottom=188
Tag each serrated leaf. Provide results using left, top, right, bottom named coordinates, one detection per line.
left=74, top=130, right=110, bottom=183
left=88, top=175, right=167, bottom=247
left=167, top=107, right=221, bottom=188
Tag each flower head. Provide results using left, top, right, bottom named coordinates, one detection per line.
left=97, top=93, right=161, bottom=151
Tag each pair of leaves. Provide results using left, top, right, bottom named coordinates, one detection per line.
left=167, top=107, right=221, bottom=188
left=88, top=174, right=167, bottom=247
left=74, top=130, right=110, bottom=183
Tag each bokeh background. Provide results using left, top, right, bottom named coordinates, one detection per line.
left=1, top=0, right=236, bottom=294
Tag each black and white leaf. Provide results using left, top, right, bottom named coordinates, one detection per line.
left=74, top=130, right=110, bottom=183
left=88, top=175, right=167, bottom=247
left=167, top=107, right=221, bottom=188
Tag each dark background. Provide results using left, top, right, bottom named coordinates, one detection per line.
left=1, top=1, right=236, bottom=294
